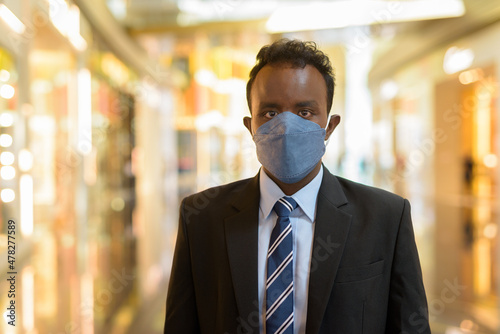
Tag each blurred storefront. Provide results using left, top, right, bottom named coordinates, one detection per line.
left=369, top=19, right=500, bottom=332
left=0, top=0, right=176, bottom=333
left=0, top=1, right=34, bottom=332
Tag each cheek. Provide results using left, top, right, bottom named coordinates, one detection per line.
left=252, top=120, right=267, bottom=134
left=311, top=118, right=326, bottom=129
left=250, top=122, right=259, bottom=136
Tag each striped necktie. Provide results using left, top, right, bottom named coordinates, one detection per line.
left=266, top=196, right=298, bottom=334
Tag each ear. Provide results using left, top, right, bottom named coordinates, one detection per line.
left=325, top=114, right=341, bottom=141
left=243, top=116, right=253, bottom=136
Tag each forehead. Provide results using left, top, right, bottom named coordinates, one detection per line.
left=250, top=64, right=327, bottom=107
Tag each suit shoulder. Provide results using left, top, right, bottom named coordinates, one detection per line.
left=181, top=177, right=254, bottom=207
left=179, top=177, right=257, bottom=227
left=335, top=175, right=405, bottom=206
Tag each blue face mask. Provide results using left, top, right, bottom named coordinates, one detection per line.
left=253, top=112, right=326, bottom=184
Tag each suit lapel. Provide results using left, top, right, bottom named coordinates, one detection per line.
left=224, top=174, right=260, bottom=330
left=306, top=168, right=352, bottom=334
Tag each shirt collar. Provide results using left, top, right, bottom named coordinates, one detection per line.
left=259, top=166, right=323, bottom=222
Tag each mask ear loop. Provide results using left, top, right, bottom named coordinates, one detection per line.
left=324, top=115, right=332, bottom=147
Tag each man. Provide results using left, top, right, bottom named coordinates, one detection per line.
left=164, top=39, right=430, bottom=334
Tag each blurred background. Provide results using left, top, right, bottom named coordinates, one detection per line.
left=0, top=0, right=499, bottom=333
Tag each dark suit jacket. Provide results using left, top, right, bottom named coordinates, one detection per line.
left=164, top=167, right=430, bottom=333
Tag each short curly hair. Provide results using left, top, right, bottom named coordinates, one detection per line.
left=246, top=38, right=335, bottom=113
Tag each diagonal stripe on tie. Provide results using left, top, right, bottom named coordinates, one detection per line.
left=276, top=314, right=294, bottom=334
left=266, top=282, right=293, bottom=318
left=267, top=224, right=292, bottom=258
left=266, top=251, right=293, bottom=288
left=278, top=198, right=294, bottom=212
left=266, top=196, right=298, bottom=334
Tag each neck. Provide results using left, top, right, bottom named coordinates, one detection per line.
left=264, top=162, right=322, bottom=196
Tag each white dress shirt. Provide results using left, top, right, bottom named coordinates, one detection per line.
left=258, top=166, right=323, bottom=334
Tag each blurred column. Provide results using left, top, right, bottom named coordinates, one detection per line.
left=135, top=81, right=178, bottom=301
left=433, top=78, right=463, bottom=296
left=342, top=26, right=374, bottom=183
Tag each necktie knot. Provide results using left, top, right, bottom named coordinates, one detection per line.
left=273, top=197, right=298, bottom=218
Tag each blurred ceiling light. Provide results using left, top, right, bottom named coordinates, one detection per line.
left=68, top=5, right=87, bottom=51
left=0, top=84, right=15, bottom=99
left=49, top=1, right=87, bottom=51
left=0, top=151, right=15, bottom=165
left=459, top=68, right=483, bottom=85
left=1, top=188, right=15, bottom=202
left=0, top=69, right=10, bottom=82
left=1, top=166, right=16, bottom=180
left=107, top=0, right=127, bottom=20
left=0, top=134, right=13, bottom=147
left=380, top=80, right=398, bottom=100
left=443, top=46, right=474, bottom=74
left=483, top=153, right=497, bottom=168
left=49, top=0, right=69, bottom=31
left=0, top=112, right=14, bottom=127
left=19, top=149, right=33, bottom=172
left=178, top=0, right=279, bottom=22
left=0, top=4, right=26, bottom=34
left=266, top=0, right=465, bottom=33
left=69, top=34, right=88, bottom=52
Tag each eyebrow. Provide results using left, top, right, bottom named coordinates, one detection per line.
left=258, top=101, right=319, bottom=109
left=296, top=101, right=319, bottom=108
left=258, top=102, right=281, bottom=110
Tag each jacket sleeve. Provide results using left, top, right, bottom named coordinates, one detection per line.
left=164, top=198, right=200, bottom=334
left=386, top=199, right=431, bottom=333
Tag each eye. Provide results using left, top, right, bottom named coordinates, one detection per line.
left=264, top=110, right=278, bottom=119
left=298, top=109, right=312, bottom=118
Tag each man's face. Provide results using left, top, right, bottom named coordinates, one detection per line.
left=244, top=64, right=339, bottom=138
